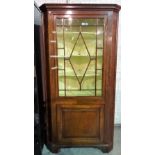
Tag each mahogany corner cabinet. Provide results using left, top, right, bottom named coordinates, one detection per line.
left=40, top=3, right=121, bottom=153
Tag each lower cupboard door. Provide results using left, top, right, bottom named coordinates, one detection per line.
left=56, top=104, right=104, bottom=144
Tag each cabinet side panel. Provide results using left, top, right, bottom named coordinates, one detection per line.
left=103, top=11, right=119, bottom=145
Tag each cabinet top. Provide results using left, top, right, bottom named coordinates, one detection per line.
left=40, top=3, right=121, bottom=12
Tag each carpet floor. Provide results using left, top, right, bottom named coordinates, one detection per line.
left=42, top=126, right=121, bottom=155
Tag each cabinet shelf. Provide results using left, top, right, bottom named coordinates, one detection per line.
left=56, top=55, right=103, bottom=59
left=59, top=89, right=102, bottom=91
left=59, top=70, right=102, bottom=77
left=59, top=74, right=102, bottom=77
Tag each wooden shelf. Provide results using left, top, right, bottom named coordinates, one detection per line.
left=57, top=55, right=103, bottom=59
left=59, top=74, right=102, bottom=77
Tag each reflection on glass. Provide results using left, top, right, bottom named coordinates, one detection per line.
left=56, top=18, right=104, bottom=96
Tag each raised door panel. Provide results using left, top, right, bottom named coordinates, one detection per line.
left=57, top=104, right=104, bottom=144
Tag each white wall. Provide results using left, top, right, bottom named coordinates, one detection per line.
left=35, top=0, right=121, bottom=6
left=35, top=0, right=121, bottom=124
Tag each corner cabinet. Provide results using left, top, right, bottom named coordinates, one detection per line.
left=40, top=3, right=121, bottom=153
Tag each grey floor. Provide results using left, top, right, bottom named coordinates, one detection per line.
left=42, top=126, right=121, bottom=155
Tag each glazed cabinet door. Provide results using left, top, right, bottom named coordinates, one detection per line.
left=48, top=14, right=107, bottom=144
left=55, top=17, right=105, bottom=97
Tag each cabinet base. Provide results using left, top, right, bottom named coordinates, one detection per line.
left=46, top=143, right=60, bottom=153
left=46, top=143, right=113, bottom=153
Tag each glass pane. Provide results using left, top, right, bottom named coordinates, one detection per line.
left=96, top=70, right=102, bottom=90
left=64, top=26, right=80, bottom=57
left=56, top=26, right=64, bottom=48
left=58, top=70, right=64, bottom=90
left=56, top=18, right=63, bottom=25
left=65, top=61, right=80, bottom=90
left=97, top=56, right=103, bottom=69
left=82, top=26, right=96, bottom=56
left=81, top=77, right=95, bottom=90
left=96, top=90, right=102, bottom=96
left=58, top=49, right=64, bottom=57
left=58, top=58, right=64, bottom=69
left=70, top=57, right=90, bottom=82
left=66, top=76, right=80, bottom=90
left=97, top=26, right=104, bottom=48
left=81, top=61, right=95, bottom=89
left=56, top=18, right=104, bottom=96
left=59, top=91, right=65, bottom=96
left=97, top=49, right=103, bottom=56
left=64, top=18, right=97, bottom=26
left=70, top=34, right=90, bottom=82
